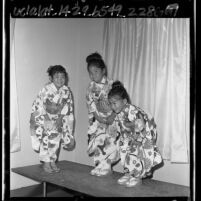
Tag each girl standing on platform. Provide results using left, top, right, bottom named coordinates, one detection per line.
left=30, top=65, right=75, bottom=173
left=86, top=52, right=120, bottom=176
left=108, top=81, right=163, bottom=187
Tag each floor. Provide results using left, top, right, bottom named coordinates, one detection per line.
left=10, top=183, right=81, bottom=197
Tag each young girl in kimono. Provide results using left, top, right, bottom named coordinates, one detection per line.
left=86, top=52, right=120, bottom=176
left=30, top=65, right=75, bottom=173
left=108, top=81, right=163, bottom=187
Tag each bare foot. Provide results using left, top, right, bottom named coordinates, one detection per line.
left=50, top=162, right=60, bottom=172
left=43, top=162, right=54, bottom=173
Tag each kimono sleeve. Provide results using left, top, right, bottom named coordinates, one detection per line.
left=127, top=105, right=137, bottom=122
left=60, top=89, right=75, bottom=149
left=30, top=87, right=47, bottom=151
left=128, top=105, right=145, bottom=132
left=86, top=86, right=96, bottom=114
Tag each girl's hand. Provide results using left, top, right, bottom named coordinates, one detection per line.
left=106, top=112, right=116, bottom=125
left=93, top=112, right=107, bottom=124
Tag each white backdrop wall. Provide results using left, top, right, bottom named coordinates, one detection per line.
left=10, top=18, right=104, bottom=190
left=10, top=18, right=189, bottom=190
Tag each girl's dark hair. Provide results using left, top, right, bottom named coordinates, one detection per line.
left=86, top=52, right=107, bottom=76
left=108, top=81, right=131, bottom=103
left=47, top=65, right=68, bottom=78
left=47, top=65, right=68, bottom=85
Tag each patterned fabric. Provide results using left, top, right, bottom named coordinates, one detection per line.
left=86, top=77, right=120, bottom=168
left=116, top=104, right=162, bottom=178
left=30, top=82, right=74, bottom=162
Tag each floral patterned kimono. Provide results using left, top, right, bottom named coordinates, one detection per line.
left=86, top=77, right=120, bottom=169
left=116, top=104, right=162, bottom=178
left=30, top=82, right=74, bottom=163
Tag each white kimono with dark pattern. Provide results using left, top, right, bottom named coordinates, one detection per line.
left=30, top=83, right=74, bottom=162
left=116, top=104, right=163, bottom=178
left=86, top=76, right=120, bottom=169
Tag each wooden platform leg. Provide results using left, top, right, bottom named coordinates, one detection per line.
left=43, top=182, right=47, bottom=197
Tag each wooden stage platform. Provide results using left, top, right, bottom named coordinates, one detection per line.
left=12, top=160, right=190, bottom=198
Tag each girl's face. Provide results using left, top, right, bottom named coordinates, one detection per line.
left=109, top=95, right=127, bottom=114
left=52, top=72, right=66, bottom=89
left=88, top=65, right=105, bottom=83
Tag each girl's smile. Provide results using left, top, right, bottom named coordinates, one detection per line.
left=52, top=72, right=66, bottom=89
